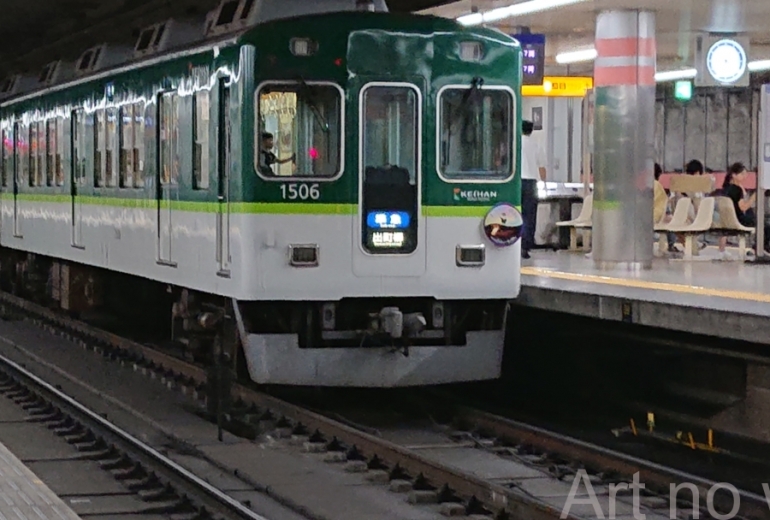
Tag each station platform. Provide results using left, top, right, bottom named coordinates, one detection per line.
left=0, top=437, right=82, bottom=519
left=516, top=249, right=770, bottom=345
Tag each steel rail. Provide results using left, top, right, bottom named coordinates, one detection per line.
left=0, top=351, right=270, bottom=520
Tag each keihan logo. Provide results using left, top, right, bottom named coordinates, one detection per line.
left=454, top=188, right=497, bottom=203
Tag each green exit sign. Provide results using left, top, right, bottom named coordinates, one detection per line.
left=674, top=80, right=693, bottom=101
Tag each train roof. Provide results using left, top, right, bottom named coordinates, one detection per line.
left=0, top=3, right=518, bottom=110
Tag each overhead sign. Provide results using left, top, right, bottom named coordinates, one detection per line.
left=695, top=34, right=750, bottom=87
left=522, top=76, right=593, bottom=97
left=515, top=34, right=545, bottom=86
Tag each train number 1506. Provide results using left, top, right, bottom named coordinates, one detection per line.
left=280, top=183, right=320, bottom=200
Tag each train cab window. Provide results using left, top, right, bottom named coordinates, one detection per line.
left=256, top=82, right=342, bottom=179
left=360, top=84, right=420, bottom=255
left=105, top=108, right=117, bottom=186
left=94, top=110, right=104, bottom=186
left=1, top=127, right=11, bottom=187
left=133, top=102, right=145, bottom=187
left=159, top=92, right=179, bottom=185
left=438, top=87, right=513, bottom=181
left=193, top=90, right=210, bottom=189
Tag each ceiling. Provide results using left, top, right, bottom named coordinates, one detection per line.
left=421, top=0, right=770, bottom=76
left=0, top=0, right=450, bottom=78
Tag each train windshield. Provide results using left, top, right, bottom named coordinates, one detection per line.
left=438, top=87, right=513, bottom=181
left=256, top=82, right=342, bottom=178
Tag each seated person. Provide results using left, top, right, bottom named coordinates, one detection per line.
left=717, top=162, right=768, bottom=257
left=258, top=132, right=295, bottom=176
left=653, top=163, right=667, bottom=224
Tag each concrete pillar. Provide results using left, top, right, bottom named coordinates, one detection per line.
left=592, top=10, right=656, bottom=270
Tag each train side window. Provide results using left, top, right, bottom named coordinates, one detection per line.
left=105, top=108, right=117, bottom=187
left=28, top=124, right=37, bottom=187
left=56, top=117, right=65, bottom=186
left=72, top=109, right=87, bottom=185
left=1, top=126, right=11, bottom=187
left=255, top=82, right=342, bottom=179
left=15, top=123, right=27, bottom=187
left=37, top=121, right=46, bottom=187
left=192, top=91, right=210, bottom=189
left=159, top=92, right=179, bottom=185
left=46, top=120, right=55, bottom=186
left=133, top=102, right=145, bottom=187
left=119, top=105, right=134, bottom=187
left=438, top=87, right=514, bottom=181
left=94, top=109, right=104, bottom=187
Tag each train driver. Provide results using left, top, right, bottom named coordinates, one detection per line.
left=259, top=132, right=295, bottom=176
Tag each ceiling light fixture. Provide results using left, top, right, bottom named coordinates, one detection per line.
left=555, top=48, right=597, bottom=64
left=457, top=0, right=590, bottom=26
left=654, top=68, right=697, bottom=82
left=748, top=59, right=770, bottom=72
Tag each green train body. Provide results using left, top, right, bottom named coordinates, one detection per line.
left=0, top=9, right=523, bottom=387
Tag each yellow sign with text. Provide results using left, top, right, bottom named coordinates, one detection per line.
left=522, top=77, right=593, bottom=97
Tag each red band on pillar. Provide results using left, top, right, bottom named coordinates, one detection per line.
left=595, top=37, right=656, bottom=58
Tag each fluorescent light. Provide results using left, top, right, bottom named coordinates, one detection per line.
left=555, top=48, right=597, bottom=64
left=749, top=60, right=770, bottom=72
left=654, top=68, right=697, bottom=82
left=457, top=0, right=590, bottom=26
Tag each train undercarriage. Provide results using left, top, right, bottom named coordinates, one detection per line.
left=0, top=250, right=509, bottom=387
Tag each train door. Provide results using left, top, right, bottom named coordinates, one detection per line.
left=216, top=79, right=231, bottom=274
left=157, top=91, right=179, bottom=265
left=354, top=82, right=425, bottom=276
left=12, top=122, right=22, bottom=238
left=71, top=110, right=85, bottom=247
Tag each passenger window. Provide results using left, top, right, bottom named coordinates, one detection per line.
left=360, top=84, right=420, bottom=255
left=1, top=127, right=11, bottom=187
left=29, top=124, right=37, bottom=187
left=119, top=105, right=134, bottom=187
left=72, top=110, right=87, bottom=186
left=159, top=92, right=179, bottom=185
left=438, top=87, right=513, bottom=181
left=105, top=108, right=117, bottom=186
left=46, top=120, right=55, bottom=186
left=256, top=82, right=342, bottom=179
left=133, top=102, right=145, bottom=187
left=37, top=121, right=45, bottom=187
left=55, top=117, right=64, bottom=186
left=193, top=91, right=210, bottom=189
left=16, top=123, right=27, bottom=186
left=94, top=110, right=104, bottom=186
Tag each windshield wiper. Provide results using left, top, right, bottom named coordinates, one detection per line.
left=449, top=76, right=484, bottom=128
left=296, top=76, right=330, bottom=133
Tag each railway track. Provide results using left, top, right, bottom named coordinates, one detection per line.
left=0, top=345, right=270, bottom=520
left=0, top=290, right=766, bottom=520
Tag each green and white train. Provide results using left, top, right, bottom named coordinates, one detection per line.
left=0, top=0, right=523, bottom=387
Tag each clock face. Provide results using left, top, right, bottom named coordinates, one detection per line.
left=706, top=39, right=747, bottom=84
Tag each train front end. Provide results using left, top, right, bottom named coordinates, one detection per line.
left=238, top=12, right=522, bottom=386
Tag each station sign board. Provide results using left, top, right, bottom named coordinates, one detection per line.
left=522, top=76, right=593, bottom=97
left=515, top=33, right=546, bottom=86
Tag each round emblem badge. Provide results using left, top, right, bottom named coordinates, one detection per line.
left=483, top=203, right=523, bottom=247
